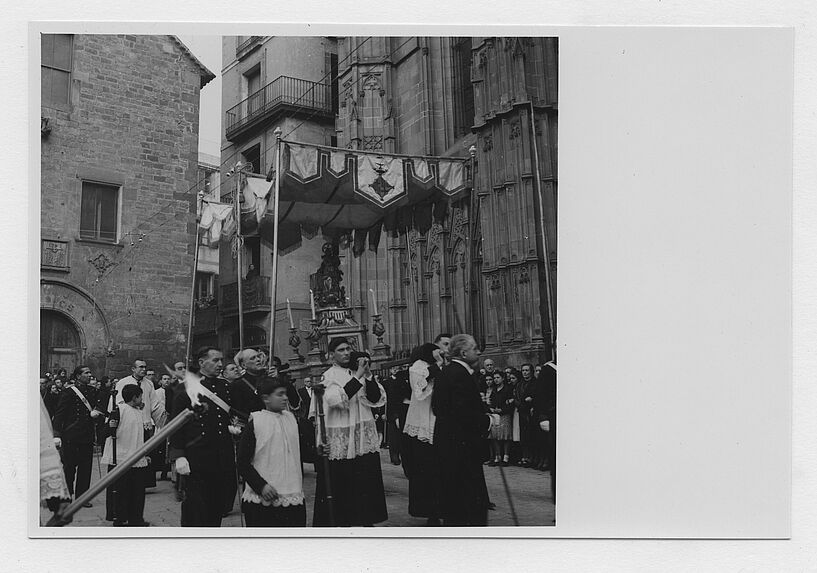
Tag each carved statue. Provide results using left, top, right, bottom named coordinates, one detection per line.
left=314, top=242, right=347, bottom=308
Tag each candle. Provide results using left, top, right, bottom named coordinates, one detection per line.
left=286, top=298, right=294, bottom=329
left=309, top=289, right=316, bottom=319
left=369, top=288, right=378, bottom=315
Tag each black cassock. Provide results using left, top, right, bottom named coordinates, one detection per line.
left=431, top=361, right=491, bottom=526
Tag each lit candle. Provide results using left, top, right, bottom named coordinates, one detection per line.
left=286, top=298, right=294, bottom=329
left=309, top=289, right=316, bottom=319
left=369, top=288, right=378, bottom=315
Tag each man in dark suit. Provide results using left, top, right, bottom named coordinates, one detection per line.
left=533, top=358, right=557, bottom=501
left=385, top=365, right=411, bottom=465
left=431, top=334, right=492, bottom=526
left=295, top=376, right=316, bottom=465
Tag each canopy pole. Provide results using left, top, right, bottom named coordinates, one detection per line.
left=529, top=102, right=556, bottom=359
left=268, top=127, right=283, bottom=364
left=467, top=145, right=476, bottom=336
left=186, top=191, right=205, bottom=366
left=234, top=162, right=246, bottom=353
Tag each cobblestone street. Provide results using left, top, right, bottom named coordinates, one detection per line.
left=44, top=448, right=555, bottom=528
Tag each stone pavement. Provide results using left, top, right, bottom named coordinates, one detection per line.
left=45, top=448, right=555, bottom=528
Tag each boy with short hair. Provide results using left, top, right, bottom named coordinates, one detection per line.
left=237, top=380, right=306, bottom=527
left=101, top=384, right=150, bottom=526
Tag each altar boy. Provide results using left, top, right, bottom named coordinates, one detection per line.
left=237, top=380, right=306, bottom=527
left=101, top=384, right=150, bottom=526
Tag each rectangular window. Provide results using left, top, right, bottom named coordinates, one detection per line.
left=41, top=34, right=73, bottom=107
left=245, top=67, right=263, bottom=117
left=195, top=272, right=217, bottom=299
left=327, top=51, right=339, bottom=114
left=242, top=144, right=261, bottom=174
left=80, top=181, right=119, bottom=242
left=452, top=37, right=475, bottom=138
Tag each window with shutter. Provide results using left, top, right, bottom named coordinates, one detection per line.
left=79, top=181, right=119, bottom=242
left=41, top=34, right=73, bottom=107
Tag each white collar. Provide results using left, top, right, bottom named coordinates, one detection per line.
left=452, top=358, right=474, bottom=375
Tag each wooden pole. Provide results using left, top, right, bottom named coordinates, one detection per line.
left=467, top=144, right=476, bottom=336
left=186, top=191, right=205, bottom=366
left=268, top=127, right=283, bottom=363
left=48, top=409, right=197, bottom=526
left=529, top=102, right=556, bottom=360
left=235, top=164, right=245, bottom=352
left=312, top=383, right=336, bottom=526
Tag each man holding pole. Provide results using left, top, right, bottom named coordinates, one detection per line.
left=170, top=346, right=237, bottom=527
left=310, top=339, right=388, bottom=526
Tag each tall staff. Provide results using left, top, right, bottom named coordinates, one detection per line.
left=312, top=382, right=335, bottom=526
left=233, top=162, right=246, bottom=352
left=268, top=127, right=283, bottom=363
left=466, top=145, right=477, bottom=335
left=529, top=102, right=556, bottom=360
left=48, top=408, right=198, bottom=526
left=186, top=190, right=205, bottom=365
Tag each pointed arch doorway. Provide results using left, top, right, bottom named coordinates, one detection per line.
left=40, top=309, right=83, bottom=375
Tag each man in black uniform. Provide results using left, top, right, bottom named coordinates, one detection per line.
left=169, top=346, right=236, bottom=527
left=52, top=365, right=104, bottom=505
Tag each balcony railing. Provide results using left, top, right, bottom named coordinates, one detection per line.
left=192, top=305, right=219, bottom=334
left=225, top=75, right=333, bottom=140
left=220, top=275, right=271, bottom=313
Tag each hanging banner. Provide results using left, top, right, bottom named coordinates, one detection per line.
left=237, top=140, right=471, bottom=253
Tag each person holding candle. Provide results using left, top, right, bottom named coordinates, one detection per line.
left=309, top=340, right=388, bottom=526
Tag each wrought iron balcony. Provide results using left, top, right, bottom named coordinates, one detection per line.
left=220, top=275, right=271, bottom=314
left=192, top=304, right=219, bottom=334
left=225, top=75, right=334, bottom=141
left=236, top=36, right=263, bottom=59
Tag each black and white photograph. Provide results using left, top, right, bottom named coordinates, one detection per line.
left=36, top=34, right=558, bottom=530
left=16, top=7, right=807, bottom=570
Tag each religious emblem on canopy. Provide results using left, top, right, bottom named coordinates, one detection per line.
left=368, top=157, right=394, bottom=199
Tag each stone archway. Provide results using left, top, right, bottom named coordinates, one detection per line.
left=40, top=309, right=82, bottom=375
left=40, top=279, right=112, bottom=375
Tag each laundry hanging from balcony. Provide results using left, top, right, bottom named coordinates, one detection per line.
left=239, top=140, right=472, bottom=254
left=198, top=200, right=236, bottom=246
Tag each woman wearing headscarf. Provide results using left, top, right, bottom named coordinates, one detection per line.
left=402, top=342, right=445, bottom=525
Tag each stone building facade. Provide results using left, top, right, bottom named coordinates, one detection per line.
left=337, top=37, right=557, bottom=366
left=217, top=36, right=557, bottom=369
left=39, top=34, right=214, bottom=377
left=217, top=36, right=338, bottom=357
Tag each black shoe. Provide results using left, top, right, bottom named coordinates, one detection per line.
left=487, top=460, right=498, bottom=467
left=113, top=521, right=127, bottom=527
left=82, top=502, right=93, bottom=508
left=129, top=521, right=150, bottom=527
left=487, top=502, right=497, bottom=511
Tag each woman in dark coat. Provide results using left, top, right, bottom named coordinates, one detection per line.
left=403, top=343, right=445, bottom=524
left=513, top=364, right=537, bottom=467
left=487, top=371, right=514, bottom=466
